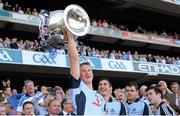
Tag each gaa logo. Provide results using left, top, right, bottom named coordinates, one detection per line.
left=0, top=50, right=13, bottom=62
left=32, top=53, right=56, bottom=64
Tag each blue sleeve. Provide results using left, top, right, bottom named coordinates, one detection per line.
left=69, top=74, right=81, bottom=89
left=15, top=93, right=24, bottom=99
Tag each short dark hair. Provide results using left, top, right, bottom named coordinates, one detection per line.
left=126, top=82, right=139, bottom=90
left=23, top=101, right=33, bottom=110
left=99, top=78, right=112, bottom=87
left=80, top=62, right=91, bottom=67
left=147, top=86, right=162, bottom=98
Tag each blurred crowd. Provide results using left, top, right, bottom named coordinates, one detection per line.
left=0, top=36, right=180, bottom=65
left=0, top=0, right=179, bottom=40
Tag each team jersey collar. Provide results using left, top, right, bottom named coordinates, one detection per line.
left=126, top=98, right=140, bottom=104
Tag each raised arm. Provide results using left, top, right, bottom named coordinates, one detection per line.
left=66, top=29, right=80, bottom=80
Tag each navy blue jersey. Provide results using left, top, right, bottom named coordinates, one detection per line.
left=156, top=102, right=175, bottom=115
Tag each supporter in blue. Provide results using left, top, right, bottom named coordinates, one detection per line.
left=98, top=78, right=127, bottom=115
left=16, top=80, right=42, bottom=115
left=3, top=87, right=23, bottom=110
left=121, top=51, right=128, bottom=60
left=66, top=27, right=105, bottom=115
left=125, top=82, right=151, bottom=115
left=147, top=86, right=175, bottom=115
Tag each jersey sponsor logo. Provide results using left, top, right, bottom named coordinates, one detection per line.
left=32, top=53, right=56, bottom=64
left=92, top=94, right=101, bottom=107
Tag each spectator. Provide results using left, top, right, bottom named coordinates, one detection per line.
left=0, top=105, right=6, bottom=115
left=3, top=1, right=11, bottom=11
left=54, top=86, right=65, bottom=101
left=176, top=57, right=180, bottom=65
left=133, top=51, right=140, bottom=61
left=0, top=37, right=4, bottom=48
left=32, top=8, right=38, bottom=16
left=3, top=37, right=11, bottom=48
left=16, top=80, right=42, bottom=115
left=139, top=85, right=150, bottom=104
left=59, top=97, right=75, bottom=115
left=170, top=82, right=179, bottom=107
left=5, top=103, right=16, bottom=115
left=91, top=19, right=97, bottom=27
left=0, top=0, right=3, bottom=10
left=3, top=87, right=23, bottom=110
left=158, top=80, right=175, bottom=107
left=47, top=99, right=61, bottom=115
left=10, top=38, right=18, bottom=49
left=25, top=8, right=31, bottom=15
left=18, top=7, right=24, bottom=14
left=149, top=103, right=157, bottom=115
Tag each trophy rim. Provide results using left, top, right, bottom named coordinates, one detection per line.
left=64, top=4, right=90, bottom=36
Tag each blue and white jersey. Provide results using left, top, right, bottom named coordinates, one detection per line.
left=104, top=97, right=127, bottom=116
left=69, top=74, right=105, bottom=116
left=16, top=91, right=42, bottom=113
left=140, top=96, right=150, bottom=105
left=125, top=98, right=151, bottom=116
left=156, top=102, right=175, bottom=115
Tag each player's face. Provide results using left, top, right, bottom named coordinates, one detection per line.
left=125, top=86, right=138, bottom=101
left=98, top=80, right=111, bottom=97
left=80, top=64, right=93, bottom=85
left=147, top=89, right=159, bottom=105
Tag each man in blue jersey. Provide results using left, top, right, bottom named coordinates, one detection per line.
left=66, top=28, right=105, bottom=115
left=98, top=78, right=127, bottom=115
left=124, top=82, right=151, bottom=115
left=147, top=86, right=175, bottom=115
left=16, top=80, right=42, bottom=115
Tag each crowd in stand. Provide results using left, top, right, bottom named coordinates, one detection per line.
left=0, top=0, right=180, bottom=40
left=0, top=36, right=180, bottom=65
left=0, top=0, right=38, bottom=16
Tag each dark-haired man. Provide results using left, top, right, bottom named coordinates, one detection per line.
left=147, top=86, right=175, bottom=115
left=98, top=78, right=127, bottom=115
left=125, top=82, right=151, bottom=115
left=23, top=101, right=35, bottom=116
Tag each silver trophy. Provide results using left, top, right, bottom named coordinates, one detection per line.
left=38, top=4, right=90, bottom=49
